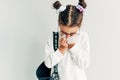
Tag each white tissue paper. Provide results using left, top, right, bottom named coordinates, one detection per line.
left=67, top=35, right=79, bottom=44
left=60, top=34, right=79, bottom=44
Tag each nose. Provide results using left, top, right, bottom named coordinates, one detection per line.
left=66, top=34, right=70, bottom=38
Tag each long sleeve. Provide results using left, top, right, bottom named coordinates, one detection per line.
left=44, top=35, right=64, bottom=68
left=69, top=32, right=90, bottom=69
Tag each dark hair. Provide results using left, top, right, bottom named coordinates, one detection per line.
left=53, top=0, right=87, bottom=27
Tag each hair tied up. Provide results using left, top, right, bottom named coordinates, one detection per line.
left=53, top=1, right=66, bottom=13
left=78, top=0, right=87, bottom=8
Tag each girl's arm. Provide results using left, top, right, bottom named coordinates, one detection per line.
left=69, top=33, right=90, bottom=69
left=44, top=36, right=64, bottom=68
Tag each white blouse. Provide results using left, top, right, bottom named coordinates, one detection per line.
left=44, top=31, right=90, bottom=80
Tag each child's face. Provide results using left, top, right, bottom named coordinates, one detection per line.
left=59, top=25, right=79, bottom=38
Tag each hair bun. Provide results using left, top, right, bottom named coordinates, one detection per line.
left=53, top=1, right=62, bottom=10
left=78, top=0, right=87, bottom=8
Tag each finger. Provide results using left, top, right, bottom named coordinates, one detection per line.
left=60, top=38, right=66, bottom=43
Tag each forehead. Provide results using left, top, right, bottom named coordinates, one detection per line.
left=60, top=25, right=79, bottom=33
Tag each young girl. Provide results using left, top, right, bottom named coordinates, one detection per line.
left=44, top=0, right=90, bottom=80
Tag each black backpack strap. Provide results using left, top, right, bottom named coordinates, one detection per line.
left=52, top=32, right=59, bottom=80
left=53, top=32, right=59, bottom=51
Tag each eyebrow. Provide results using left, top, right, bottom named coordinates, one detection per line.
left=61, top=30, right=77, bottom=34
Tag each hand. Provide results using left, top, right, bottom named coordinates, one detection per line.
left=68, top=43, right=75, bottom=49
left=59, top=37, right=68, bottom=54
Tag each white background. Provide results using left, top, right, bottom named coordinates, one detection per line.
left=0, top=0, right=120, bottom=80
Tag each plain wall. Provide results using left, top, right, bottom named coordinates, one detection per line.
left=0, top=0, right=120, bottom=80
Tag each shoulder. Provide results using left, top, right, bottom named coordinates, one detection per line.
left=46, top=31, right=59, bottom=45
left=47, top=31, right=58, bottom=40
left=76, top=31, right=90, bottom=48
left=45, top=32, right=53, bottom=46
left=79, top=31, right=89, bottom=41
